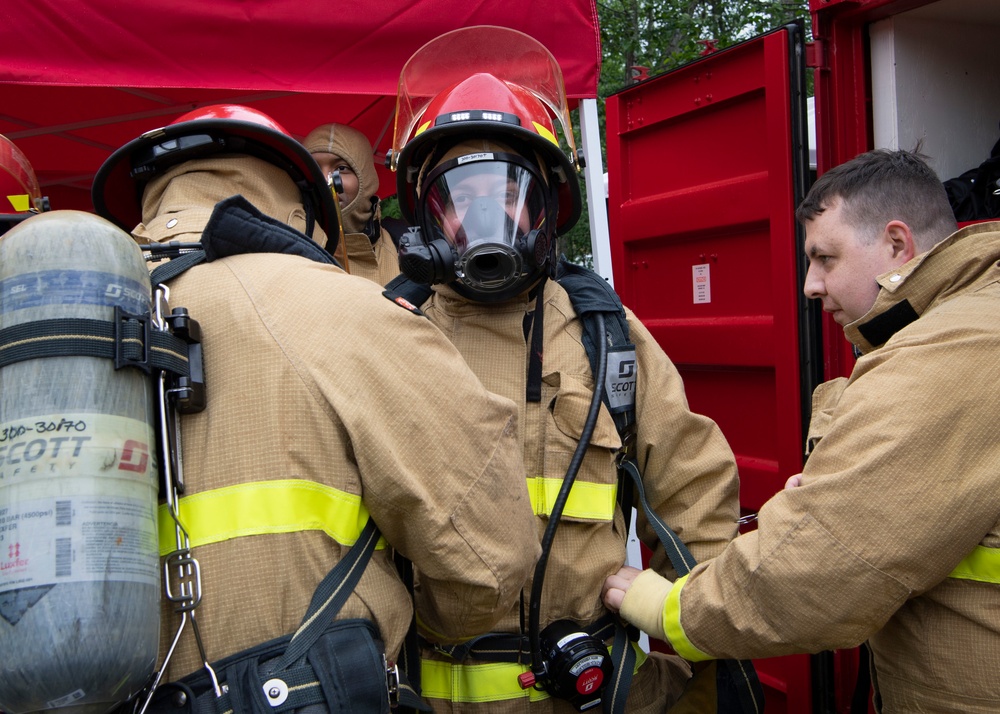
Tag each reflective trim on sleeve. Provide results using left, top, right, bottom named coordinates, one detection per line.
left=663, top=574, right=712, bottom=662
left=158, top=478, right=387, bottom=555
left=421, top=643, right=647, bottom=703
left=526, top=476, right=617, bottom=520
left=948, top=545, right=1000, bottom=584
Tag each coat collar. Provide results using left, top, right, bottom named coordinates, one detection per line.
left=846, top=221, right=1000, bottom=353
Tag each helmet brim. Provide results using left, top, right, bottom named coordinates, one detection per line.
left=92, top=118, right=340, bottom=246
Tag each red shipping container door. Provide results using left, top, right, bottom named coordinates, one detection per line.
left=605, top=22, right=860, bottom=714
left=808, top=0, right=1000, bottom=380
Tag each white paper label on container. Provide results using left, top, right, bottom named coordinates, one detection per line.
left=0, top=413, right=158, bottom=592
left=693, top=264, right=711, bottom=304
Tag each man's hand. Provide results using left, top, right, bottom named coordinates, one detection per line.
left=784, top=473, right=803, bottom=489
left=602, top=565, right=643, bottom=612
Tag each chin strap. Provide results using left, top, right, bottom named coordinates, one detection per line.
left=363, top=196, right=382, bottom=243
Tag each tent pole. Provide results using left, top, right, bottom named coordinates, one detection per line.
left=579, top=98, right=613, bottom=285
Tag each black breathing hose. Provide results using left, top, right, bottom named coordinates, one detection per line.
left=528, top=311, right=608, bottom=680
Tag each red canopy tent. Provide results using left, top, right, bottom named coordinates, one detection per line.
left=0, top=0, right=601, bottom=211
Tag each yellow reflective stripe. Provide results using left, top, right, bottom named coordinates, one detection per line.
left=949, top=545, right=1000, bottom=584
left=526, top=476, right=617, bottom=520
left=421, top=643, right=647, bottom=703
left=531, top=121, right=559, bottom=147
left=158, top=479, right=386, bottom=556
left=421, top=660, right=550, bottom=704
left=6, top=194, right=30, bottom=212
left=414, top=120, right=433, bottom=137
left=663, top=574, right=712, bottom=662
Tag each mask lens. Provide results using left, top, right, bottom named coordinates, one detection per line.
left=422, top=159, right=547, bottom=257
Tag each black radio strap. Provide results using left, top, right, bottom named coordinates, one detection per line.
left=619, top=458, right=765, bottom=714
left=559, top=259, right=764, bottom=714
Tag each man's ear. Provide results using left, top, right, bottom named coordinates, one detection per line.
left=883, top=220, right=917, bottom=265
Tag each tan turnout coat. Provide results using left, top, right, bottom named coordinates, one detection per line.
left=416, top=279, right=742, bottom=713
left=665, top=222, right=1000, bottom=713
left=137, top=158, right=539, bottom=682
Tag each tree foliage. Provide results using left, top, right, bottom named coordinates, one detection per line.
left=561, top=0, right=810, bottom=266
left=598, top=0, right=809, bottom=94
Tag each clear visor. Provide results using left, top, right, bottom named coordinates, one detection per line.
left=391, top=26, right=576, bottom=167
left=0, top=135, right=42, bottom=213
left=422, top=160, right=547, bottom=254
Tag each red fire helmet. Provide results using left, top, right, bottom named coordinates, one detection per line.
left=92, top=104, right=341, bottom=248
left=391, top=26, right=582, bottom=235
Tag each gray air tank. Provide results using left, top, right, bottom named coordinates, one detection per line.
left=0, top=211, right=159, bottom=713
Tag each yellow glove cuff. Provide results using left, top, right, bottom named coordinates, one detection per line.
left=620, top=568, right=673, bottom=640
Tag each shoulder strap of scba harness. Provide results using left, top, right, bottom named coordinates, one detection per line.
left=387, top=260, right=765, bottom=714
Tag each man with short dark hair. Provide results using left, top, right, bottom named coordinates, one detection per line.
left=604, top=149, right=1000, bottom=713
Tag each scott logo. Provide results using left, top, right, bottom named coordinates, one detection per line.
left=618, top=360, right=635, bottom=379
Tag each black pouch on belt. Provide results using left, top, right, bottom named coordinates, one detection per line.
left=146, top=618, right=392, bottom=714
left=144, top=520, right=429, bottom=713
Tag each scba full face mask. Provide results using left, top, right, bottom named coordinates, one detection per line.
left=411, top=151, right=555, bottom=301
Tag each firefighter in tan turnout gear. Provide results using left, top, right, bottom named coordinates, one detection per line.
left=605, top=149, right=1000, bottom=714
left=302, top=122, right=401, bottom=285
left=91, top=104, right=540, bottom=712
left=387, top=27, right=743, bottom=713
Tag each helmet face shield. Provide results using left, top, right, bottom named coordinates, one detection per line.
left=391, top=26, right=577, bottom=170
left=0, top=134, right=44, bottom=215
left=421, top=154, right=549, bottom=294
left=390, top=27, right=582, bottom=235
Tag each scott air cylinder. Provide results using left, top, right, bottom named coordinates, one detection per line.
left=0, top=211, right=160, bottom=714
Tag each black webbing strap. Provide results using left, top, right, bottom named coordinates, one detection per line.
left=0, top=314, right=192, bottom=376
left=150, top=250, right=208, bottom=286
left=526, top=277, right=547, bottom=404
left=604, top=621, right=636, bottom=714
left=394, top=550, right=425, bottom=711
left=277, top=518, right=381, bottom=669
left=432, top=615, right=619, bottom=664
left=619, top=459, right=765, bottom=714
left=430, top=631, right=527, bottom=664
left=619, top=461, right=697, bottom=574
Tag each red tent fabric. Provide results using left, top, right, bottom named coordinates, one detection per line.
left=0, top=0, right=601, bottom=210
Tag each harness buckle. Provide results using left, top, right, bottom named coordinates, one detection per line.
left=114, top=305, right=153, bottom=373
left=385, top=656, right=400, bottom=709
left=163, top=549, right=203, bottom=613
left=616, top=429, right=637, bottom=466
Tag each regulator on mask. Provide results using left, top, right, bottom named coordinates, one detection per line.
left=398, top=151, right=556, bottom=302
